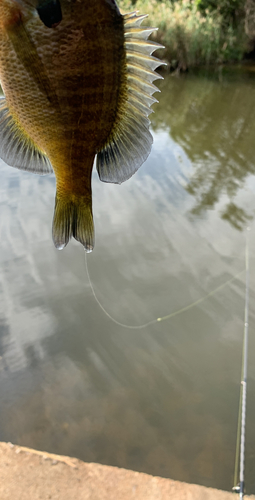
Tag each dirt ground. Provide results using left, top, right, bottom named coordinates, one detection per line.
left=0, top=442, right=253, bottom=500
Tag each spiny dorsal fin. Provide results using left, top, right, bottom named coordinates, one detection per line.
left=96, top=11, right=165, bottom=184
left=0, top=98, right=53, bottom=175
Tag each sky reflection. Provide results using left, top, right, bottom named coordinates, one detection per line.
left=0, top=70, right=255, bottom=493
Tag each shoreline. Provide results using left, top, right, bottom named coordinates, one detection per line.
left=0, top=441, right=254, bottom=500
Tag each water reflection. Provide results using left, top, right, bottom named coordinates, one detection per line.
left=151, top=69, right=255, bottom=230
left=0, top=70, right=255, bottom=494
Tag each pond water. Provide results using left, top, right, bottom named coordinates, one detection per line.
left=1, top=67, right=255, bottom=493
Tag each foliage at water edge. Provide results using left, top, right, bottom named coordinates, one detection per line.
left=119, top=0, right=252, bottom=70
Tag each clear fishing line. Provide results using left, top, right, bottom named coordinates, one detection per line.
left=85, top=228, right=252, bottom=495
left=84, top=252, right=245, bottom=330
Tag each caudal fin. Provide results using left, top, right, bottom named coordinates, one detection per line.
left=52, top=194, right=94, bottom=251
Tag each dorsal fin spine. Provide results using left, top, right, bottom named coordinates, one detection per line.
left=126, top=74, right=160, bottom=95
left=125, top=40, right=165, bottom=55
left=128, top=86, right=158, bottom=107
left=126, top=52, right=163, bottom=70
left=124, top=27, right=157, bottom=38
left=126, top=63, right=163, bottom=82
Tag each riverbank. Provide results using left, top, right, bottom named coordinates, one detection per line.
left=119, top=0, right=252, bottom=70
left=0, top=442, right=253, bottom=500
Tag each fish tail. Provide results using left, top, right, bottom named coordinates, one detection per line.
left=52, top=193, right=94, bottom=252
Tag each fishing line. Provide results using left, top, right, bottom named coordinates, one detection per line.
left=84, top=252, right=245, bottom=330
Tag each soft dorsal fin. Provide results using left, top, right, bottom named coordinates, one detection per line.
left=96, top=11, right=165, bottom=184
left=0, top=98, right=53, bottom=174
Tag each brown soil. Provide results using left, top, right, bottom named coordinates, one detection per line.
left=0, top=442, right=253, bottom=500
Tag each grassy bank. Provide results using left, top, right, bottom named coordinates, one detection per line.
left=119, top=0, right=250, bottom=70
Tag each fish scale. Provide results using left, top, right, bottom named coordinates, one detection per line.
left=0, top=0, right=164, bottom=251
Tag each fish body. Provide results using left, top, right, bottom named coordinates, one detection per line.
left=0, top=0, right=163, bottom=250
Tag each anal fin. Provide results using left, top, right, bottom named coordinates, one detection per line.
left=0, top=97, right=53, bottom=174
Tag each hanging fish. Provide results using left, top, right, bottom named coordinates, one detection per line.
left=0, top=0, right=164, bottom=251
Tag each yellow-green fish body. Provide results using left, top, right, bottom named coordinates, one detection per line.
left=0, top=0, right=163, bottom=250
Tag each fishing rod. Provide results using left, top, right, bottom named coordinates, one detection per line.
left=233, top=227, right=251, bottom=499
left=85, top=227, right=251, bottom=495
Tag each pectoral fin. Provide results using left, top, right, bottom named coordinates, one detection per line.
left=0, top=98, right=53, bottom=174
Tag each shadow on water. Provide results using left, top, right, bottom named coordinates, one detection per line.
left=1, top=68, right=255, bottom=493
left=151, top=66, right=255, bottom=231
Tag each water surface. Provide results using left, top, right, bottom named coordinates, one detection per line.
left=1, top=67, right=255, bottom=493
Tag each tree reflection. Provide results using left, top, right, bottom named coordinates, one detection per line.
left=151, top=70, right=255, bottom=230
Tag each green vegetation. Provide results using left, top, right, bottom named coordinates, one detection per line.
left=119, top=0, right=252, bottom=69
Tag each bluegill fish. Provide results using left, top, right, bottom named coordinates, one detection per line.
left=0, top=0, right=164, bottom=251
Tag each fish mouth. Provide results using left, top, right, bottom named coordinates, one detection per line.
left=36, top=0, right=62, bottom=29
